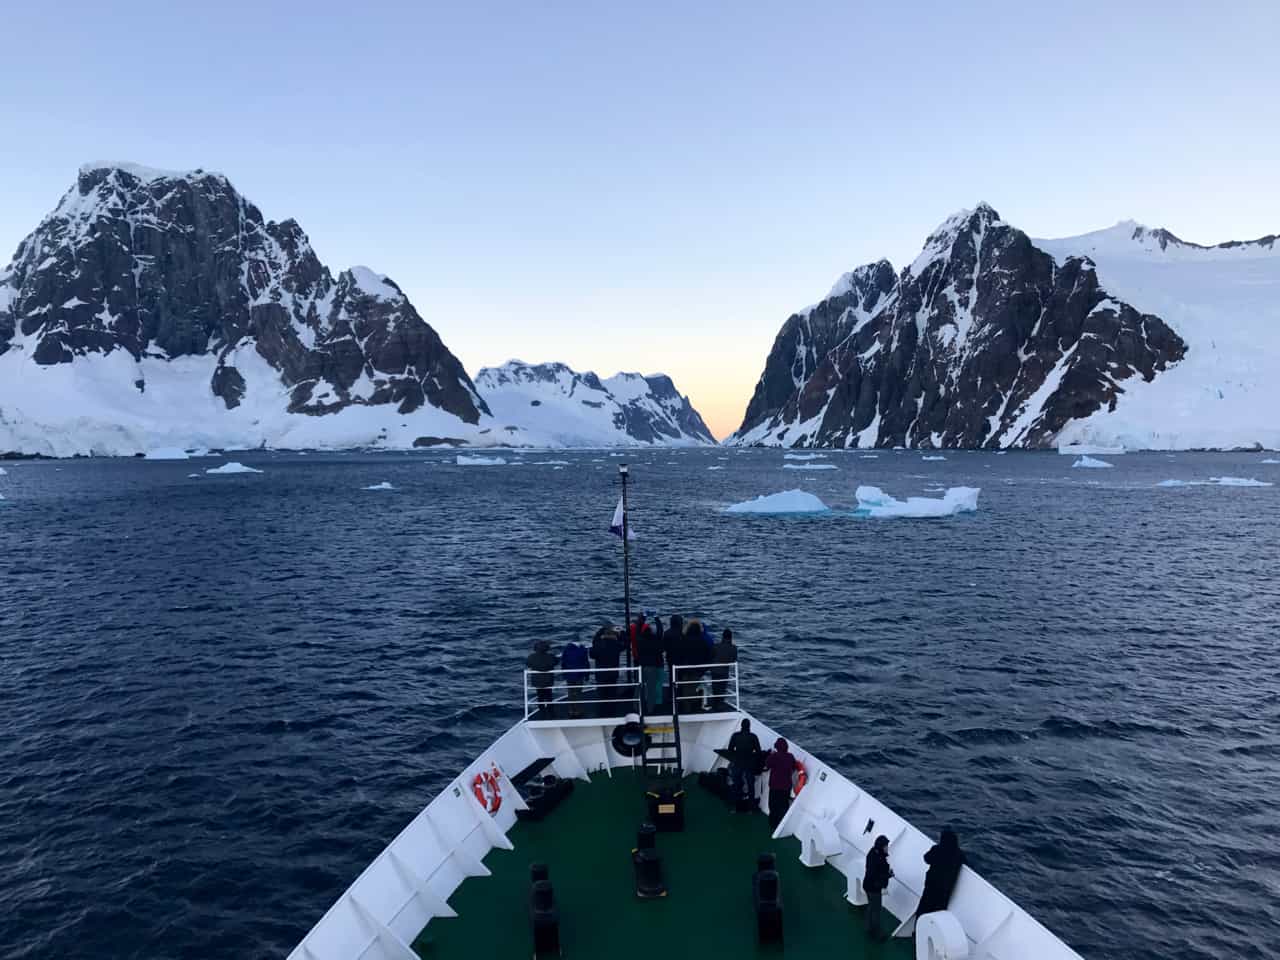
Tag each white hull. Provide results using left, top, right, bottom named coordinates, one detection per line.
left=288, top=709, right=1084, bottom=960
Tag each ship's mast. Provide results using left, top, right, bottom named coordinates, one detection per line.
left=619, top=463, right=632, bottom=669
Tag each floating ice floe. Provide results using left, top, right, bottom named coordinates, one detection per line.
left=532, top=460, right=571, bottom=465
left=456, top=455, right=506, bottom=466
left=1072, top=456, right=1114, bottom=468
left=0, top=467, right=7, bottom=475
left=724, top=489, right=830, bottom=514
left=187, top=473, right=199, bottom=478
left=206, top=461, right=263, bottom=475
left=783, top=453, right=827, bottom=461
left=707, top=466, right=725, bottom=471
left=364, top=481, right=394, bottom=490
left=782, top=463, right=838, bottom=471
left=144, top=446, right=190, bottom=460
left=854, top=485, right=980, bottom=518
left=1262, top=458, right=1280, bottom=464
left=995, top=451, right=1008, bottom=456
left=1157, top=477, right=1274, bottom=488
left=921, top=455, right=947, bottom=461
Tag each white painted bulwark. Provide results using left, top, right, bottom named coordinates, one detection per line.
left=288, top=710, right=1084, bottom=960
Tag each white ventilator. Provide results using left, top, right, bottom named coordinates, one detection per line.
left=915, top=911, right=970, bottom=960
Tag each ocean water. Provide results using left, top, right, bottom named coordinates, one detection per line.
left=1, top=448, right=1278, bottom=960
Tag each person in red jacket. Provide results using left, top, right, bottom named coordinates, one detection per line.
left=764, top=737, right=796, bottom=830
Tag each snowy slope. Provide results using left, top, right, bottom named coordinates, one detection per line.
left=1035, top=223, right=1280, bottom=449
left=474, top=361, right=714, bottom=447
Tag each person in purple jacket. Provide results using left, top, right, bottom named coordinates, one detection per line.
left=764, top=737, right=796, bottom=830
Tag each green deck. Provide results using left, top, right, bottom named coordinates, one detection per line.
left=413, top=770, right=912, bottom=959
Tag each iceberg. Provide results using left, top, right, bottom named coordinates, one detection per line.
left=0, top=467, right=7, bottom=475
left=782, top=463, right=838, bottom=470
left=921, top=455, right=947, bottom=461
left=456, top=455, right=506, bottom=466
left=1072, top=456, right=1114, bottom=468
left=364, top=481, right=394, bottom=490
left=854, top=485, right=980, bottom=518
left=783, top=453, right=827, bottom=461
left=724, top=489, right=830, bottom=514
left=206, top=461, right=263, bottom=475
left=144, top=446, right=190, bottom=460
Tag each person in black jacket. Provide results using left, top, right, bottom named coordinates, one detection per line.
left=916, top=828, right=966, bottom=917
left=863, top=835, right=893, bottom=940
left=637, top=623, right=666, bottom=711
left=711, top=628, right=737, bottom=710
left=526, top=640, right=558, bottom=715
left=724, top=718, right=762, bottom=809
left=590, top=625, right=622, bottom=709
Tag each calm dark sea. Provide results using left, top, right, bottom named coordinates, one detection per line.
left=1, top=449, right=1277, bottom=960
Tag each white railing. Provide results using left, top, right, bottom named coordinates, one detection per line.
left=523, top=665, right=642, bottom=720
left=522, top=661, right=740, bottom=720
left=672, top=661, right=740, bottom=714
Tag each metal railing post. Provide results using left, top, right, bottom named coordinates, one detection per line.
left=523, top=669, right=529, bottom=719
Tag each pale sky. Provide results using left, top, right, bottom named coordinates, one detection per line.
left=3, top=1, right=1278, bottom=438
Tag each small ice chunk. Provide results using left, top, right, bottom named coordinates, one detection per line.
left=859, top=454, right=879, bottom=459
left=782, top=463, right=838, bottom=470
left=456, top=455, right=507, bottom=466
left=1072, top=456, right=1114, bottom=469
left=187, top=473, right=200, bottom=478
left=144, top=447, right=190, bottom=460
left=532, top=460, right=571, bottom=465
left=206, top=461, right=263, bottom=475
left=921, top=455, right=947, bottom=461
left=725, top=489, right=830, bottom=514
left=1261, top=458, right=1280, bottom=464
left=707, top=466, right=725, bottom=471
left=783, top=453, right=827, bottom=461
left=0, top=467, right=7, bottom=475
left=364, top=481, right=394, bottom=490
left=855, top=485, right=980, bottom=518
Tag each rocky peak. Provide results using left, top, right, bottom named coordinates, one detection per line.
left=0, top=161, right=488, bottom=425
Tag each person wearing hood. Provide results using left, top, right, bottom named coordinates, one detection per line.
left=764, top=737, right=795, bottom=830
left=711, top=628, right=737, bottom=710
left=724, top=718, right=762, bottom=809
left=636, top=622, right=666, bottom=711
left=561, top=637, right=590, bottom=718
left=863, top=835, right=893, bottom=940
left=916, top=829, right=966, bottom=917
left=590, top=625, right=623, bottom=709
left=526, top=640, right=557, bottom=713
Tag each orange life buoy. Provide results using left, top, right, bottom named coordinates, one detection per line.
left=472, top=764, right=503, bottom=814
left=793, top=759, right=807, bottom=795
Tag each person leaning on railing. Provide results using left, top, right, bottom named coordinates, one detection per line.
left=711, top=628, right=737, bottom=710
left=526, top=640, right=557, bottom=711
left=590, top=624, right=623, bottom=708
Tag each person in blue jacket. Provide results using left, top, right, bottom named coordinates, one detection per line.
left=561, top=638, right=590, bottom=718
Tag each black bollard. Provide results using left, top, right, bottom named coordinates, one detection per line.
left=529, top=879, right=560, bottom=956
left=753, top=857, right=783, bottom=944
left=636, top=822, right=658, bottom=851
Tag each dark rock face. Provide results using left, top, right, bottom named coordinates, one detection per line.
left=0, top=164, right=488, bottom=424
left=731, top=205, right=1187, bottom=448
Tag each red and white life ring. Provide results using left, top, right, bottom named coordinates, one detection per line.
left=793, top=759, right=807, bottom=795
left=472, top=764, right=503, bottom=814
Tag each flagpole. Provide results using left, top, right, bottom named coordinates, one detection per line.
left=619, top=463, right=632, bottom=669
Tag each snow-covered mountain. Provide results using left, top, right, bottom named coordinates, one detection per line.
left=730, top=205, right=1278, bottom=450
left=1034, top=223, right=1280, bottom=450
left=474, top=361, right=714, bottom=446
left=0, top=163, right=714, bottom=454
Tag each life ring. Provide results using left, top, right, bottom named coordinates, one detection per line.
left=793, top=759, right=807, bottom=795
left=472, top=764, right=503, bottom=814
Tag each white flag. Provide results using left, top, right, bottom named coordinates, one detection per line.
left=609, top=497, right=636, bottom=540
